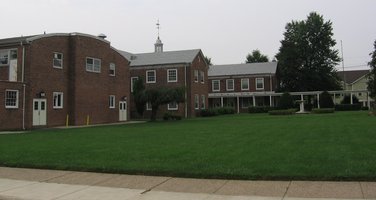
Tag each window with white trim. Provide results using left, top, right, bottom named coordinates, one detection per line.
left=256, top=78, right=265, bottom=90
left=131, top=77, right=139, bottom=93
left=5, top=90, right=19, bottom=108
left=201, top=95, right=205, bottom=109
left=168, top=101, right=178, bottom=110
left=241, top=78, right=249, bottom=90
left=53, top=52, right=63, bottom=68
left=109, top=63, right=115, bottom=76
left=194, top=94, right=199, bottom=110
left=194, top=70, right=198, bottom=82
left=109, top=95, right=115, bottom=108
left=146, top=102, right=152, bottom=110
left=86, top=57, right=101, bottom=73
left=226, top=79, right=234, bottom=91
left=167, top=69, right=177, bottom=82
left=0, top=50, right=9, bottom=66
left=212, top=80, right=220, bottom=92
left=53, top=92, right=63, bottom=109
left=146, top=70, right=156, bottom=83
left=200, top=71, right=204, bottom=83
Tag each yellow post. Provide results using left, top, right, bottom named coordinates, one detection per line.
left=86, top=115, right=90, bottom=126
left=65, top=114, right=69, bottom=127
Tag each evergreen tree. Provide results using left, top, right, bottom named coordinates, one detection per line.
left=367, top=40, right=376, bottom=101
left=276, top=12, right=341, bottom=92
left=246, top=50, right=269, bottom=63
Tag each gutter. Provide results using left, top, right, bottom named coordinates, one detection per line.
left=21, top=42, right=26, bottom=130
left=184, top=64, right=188, bottom=118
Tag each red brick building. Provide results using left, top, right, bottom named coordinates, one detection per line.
left=0, top=33, right=130, bottom=130
left=120, top=37, right=209, bottom=118
left=208, top=62, right=278, bottom=113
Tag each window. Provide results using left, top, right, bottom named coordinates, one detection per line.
left=146, top=70, right=156, bottom=83
left=194, top=70, right=198, bottom=82
left=241, top=98, right=252, bottom=108
left=256, top=78, right=264, bottom=90
left=10, top=50, right=17, bottom=59
left=146, top=102, right=152, bottom=110
left=86, top=57, right=101, bottom=73
left=201, top=95, right=206, bottom=109
left=5, top=90, right=19, bottom=108
left=200, top=71, right=205, bottom=83
left=194, top=94, right=199, bottom=110
left=212, top=80, right=220, bottom=92
left=109, top=95, right=115, bottom=108
left=167, top=69, right=177, bottom=82
left=53, top=52, right=63, bottom=68
left=109, top=63, right=115, bottom=76
left=131, top=77, right=139, bottom=93
left=241, top=78, right=249, bottom=90
left=168, top=101, right=178, bottom=110
left=53, top=92, right=63, bottom=109
left=226, top=79, right=234, bottom=91
left=0, top=50, right=9, bottom=66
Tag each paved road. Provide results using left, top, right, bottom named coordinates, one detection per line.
left=0, top=167, right=375, bottom=199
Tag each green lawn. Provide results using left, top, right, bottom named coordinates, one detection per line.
left=1, top=111, right=376, bottom=181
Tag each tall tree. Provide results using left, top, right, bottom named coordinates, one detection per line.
left=204, top=56, right=213, bottom=66
left=276, top=12, right=341, bottom=92
left=245, top=50, right=269, bottom=63
left=367, top=40, right=376, bottom=101
left=133, top=78, right=147, bottom=117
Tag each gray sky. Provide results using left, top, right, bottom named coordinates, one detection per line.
left=2, top=0, right=376, bottom=70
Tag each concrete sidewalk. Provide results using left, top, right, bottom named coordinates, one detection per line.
left=0, top=167, right=375, bottom=200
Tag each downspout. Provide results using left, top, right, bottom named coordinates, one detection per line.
left=184, top=64, right=188, bottom=118
left=21, top=42, right=26, bottom=130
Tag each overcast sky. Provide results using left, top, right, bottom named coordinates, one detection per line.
left=2, top=0, right=375, bottom=70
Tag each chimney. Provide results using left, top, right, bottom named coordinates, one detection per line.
left=98, top=33, right=107, bottom=39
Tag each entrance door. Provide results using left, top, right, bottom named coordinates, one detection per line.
left=119, top=101, right=127, bottom=121
left=33, top=99, right=47, bottom=126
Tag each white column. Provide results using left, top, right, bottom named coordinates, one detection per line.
left=237, top=96, right=240, bottom=114
left=253, top=95, right=256, bottom=107
left=317, top=93, right=320, bottom=109
left=367, top=92, right=371, bottom=109
left=301, top=94, right=304, bottom=101
left=350, top=93, right=353, bottom=105
left=269, top=95, right=272, bottom=107
left=221, top=97, right=224, bottom=108
left=333, top=93, right=336, bottom=104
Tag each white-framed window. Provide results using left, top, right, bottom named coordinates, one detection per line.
left=241, top=78, right=249, bottom=90
left=0, top=50, right=9, bottom=66
left=256, top=78, right=265, bottom=90
left=241, top=98, right=252, bottom=108
left=86, top=57, right=101, bottom=73
left=194, top=94, right=199, bottom=110
left=53, top=92, right=63, bottom=109
left=200, top=71, right=205, bottom=83
left=146, top=70, right=156, bottom=83
left=212, top=80, right=220, bottom=92
left=131, top=77, right=139, bottom=93
left=226, top=79, right=234, bottom=91
left=109, top=63, right=115, bottom=76
left=53, top=52, right=63, bottom=68
left=5, top=90, right=19, bottom=108
left=167, top=69, right=177, bottom=82
left=109, top=95, right=115, bottom=108
left=146, top=102, right=152, bottom=110
left=168, top=101, right=178, bottom=110
left=201, top=95, right=206, bottom=109
left=10, top=50, right=17, bottom=60
left=194, top=70, right=198, bottom=82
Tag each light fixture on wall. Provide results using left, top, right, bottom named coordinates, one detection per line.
left=39, top=91, right=46, bottom=98
left=122, top=96, right=127, bottom=100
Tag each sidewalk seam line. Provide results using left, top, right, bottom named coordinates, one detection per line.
left=141, top=177, right=173, bottom=194
left=359, top=181, right=365, bottom=199
left=41, top=171, right=76, bottom=182
left=281, top=180, right=292, bottom=200
left=212, top=180, right=229, bottom=194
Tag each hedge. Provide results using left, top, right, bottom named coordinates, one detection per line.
left=248, top=106, right=274, bottom=113
left=312, top=108, right=335, bottom=114
left=268, top=109, right=296, bottom=115
left=200, top=107, right=235, bottom=117
left=163, top=112, right=182, bottom=120
left=334, top=104, right=362, bottom=111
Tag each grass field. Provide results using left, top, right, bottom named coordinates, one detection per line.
left=0, top=111, right=376, bottom=181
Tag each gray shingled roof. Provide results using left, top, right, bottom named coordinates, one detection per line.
left=337, top=70, right=370, bottom=84
left=118, top=49, right=201, bottom=67
left=208, top=62, right=278, bottom=77
left=0, top=35, right=37, bottom=47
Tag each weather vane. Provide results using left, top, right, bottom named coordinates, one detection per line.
left=156, top=19, right=160, bottom=38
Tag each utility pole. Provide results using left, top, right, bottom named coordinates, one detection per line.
left=341, top=40, right=346, bottom=90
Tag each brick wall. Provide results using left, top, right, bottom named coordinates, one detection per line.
left=208, top=75, right=277, bottom=93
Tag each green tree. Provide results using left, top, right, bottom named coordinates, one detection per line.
left=278, top=92, right=295, bottom=109
left=245, top=50, right=269, bottom=63
left=145, top=87, right=185, bottom=121
left=204, top=56, right=213, bottom=66
left=367, top=40, right=376, bottom=102
left=133, top=78, right=147, bottom=117
left=276, top=12, right=341, bottom=92
left=319, top=91, right=334, bottom=108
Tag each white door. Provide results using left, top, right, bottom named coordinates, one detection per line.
left=119, top=101, right=127, bottom=121
left=33, top=99, right=47, bottom=126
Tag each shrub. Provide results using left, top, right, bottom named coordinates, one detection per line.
left=217, top=107, right=235, bottom=115
left=361, top=106, right=369, bottom=110
left=312, top=108, right=335, bottom=114
left=248, top=106, right=274, bottom=113
left=200, top=109, right=218, bottom=117
left=320, top=91, right=334, bottom=108
left=163, top=112, right=182, bottom=121
left=268, top=109, right=296, bottom=115
left=278, top=92, right=295, bottom=109
left=341, top=95, right=360, bottom=104
left=334, top=104, right=362, bottom=111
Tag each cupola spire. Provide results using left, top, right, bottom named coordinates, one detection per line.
left=154, top=19, right=163, bottom=52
